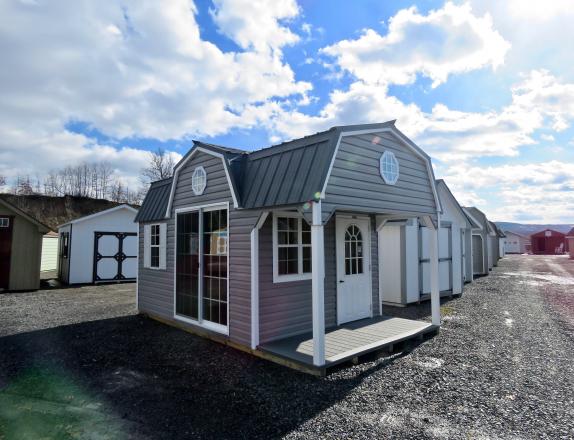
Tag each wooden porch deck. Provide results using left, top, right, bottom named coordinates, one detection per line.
left=260, top=316, right=438, bottom=373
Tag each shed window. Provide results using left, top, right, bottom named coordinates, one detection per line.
left=380, top=151, right=399, bottom=185
left=60, top=232, right=69, bottom=258
left=273, top=214, right=312, bottom=283
left=344, top=224, right=364, bottom=275
left=150, top=224, right=160, bottom=268
left=144, top=223, right=166, bottom=269
left=192, top=166, right=207, bottom=196
left=0, top=218, right=8, bottom=228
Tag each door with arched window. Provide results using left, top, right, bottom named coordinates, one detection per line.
left=335, top=216, right=372, bottom=324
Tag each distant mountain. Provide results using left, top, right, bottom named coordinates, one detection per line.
left=495, top=222, right=574, bottom=236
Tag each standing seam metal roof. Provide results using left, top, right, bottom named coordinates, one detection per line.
left=134, top=177, right=173, bottom=222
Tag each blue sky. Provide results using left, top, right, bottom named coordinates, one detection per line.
left=0, top=0, right=573, bottom=223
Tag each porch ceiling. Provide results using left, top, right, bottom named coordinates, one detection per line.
left=260, top=316, right=436, bottom=369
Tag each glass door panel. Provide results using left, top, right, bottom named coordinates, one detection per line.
left=176, top=211, right=199, bottom=319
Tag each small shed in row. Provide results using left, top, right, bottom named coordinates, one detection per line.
left=530, top=229, right=569, bottom=255
left=503, top=231, right=530, bottom=254
left=0, top=198, right=50, bottom=291
left=57, top=204, right=139, bottom=284
left=379, top=179, right=473, bottom=306
left=41, top=231, right=59, bottom=272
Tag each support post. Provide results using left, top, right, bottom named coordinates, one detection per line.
left=251, top=212, right=268, bottom=350
left=429, top=222, right=441, bottom=326
left=311, top=201, right=325, bottom=366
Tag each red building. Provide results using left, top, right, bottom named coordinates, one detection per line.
left=530, top=229, right=569, bottom=255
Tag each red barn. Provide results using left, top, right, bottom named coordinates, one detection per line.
left=530, top=229, right=569, bottom=255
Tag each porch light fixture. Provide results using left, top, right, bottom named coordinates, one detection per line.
left=192, top=166, right=207, bottom=195
left=380, top=151, right=399, bottom=185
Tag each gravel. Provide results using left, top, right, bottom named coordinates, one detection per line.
left=1, top=256, right=573, bottom=439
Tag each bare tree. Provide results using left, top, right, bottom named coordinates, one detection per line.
left=0, top=175, right=6, bottom=192
left=141, top=148, right=175, bottom=184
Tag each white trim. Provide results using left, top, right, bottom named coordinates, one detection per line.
left=166, top=146, right=239, bottom=217
left=272, top=212, right=312, bottom=283
left=319, top=126, right=442, bottom=214
left=172, top=201, right=230, bottom=336
left=311, top=200, right=325, bottom=366
left=335, top=214, right=373, bottom=325
left=428, top=218, right=441, bottom=326
left=250, top=211, right=269, bottom=349
left=58, top=204, right=138, bottom=228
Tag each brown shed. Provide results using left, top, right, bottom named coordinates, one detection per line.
left=530, top=229, right=569, bottom=255
left=0, top=198, right=50, bottom=291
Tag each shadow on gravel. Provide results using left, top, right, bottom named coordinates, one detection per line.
left=0, top=314, right=417, bottom=439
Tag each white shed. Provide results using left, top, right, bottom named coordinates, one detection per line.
left=57, top=204, right=138, bottom=284
left=41, top=231, right=59, bottom=272
left=503, top=231, right=530, bottom=254
left=380, top=180, right=472, bottom=306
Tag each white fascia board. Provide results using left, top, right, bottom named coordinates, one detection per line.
left=57, top=204, right=138, bottom=229
left=320, top=126, right=442, bottom=215
left=165, top=145, right=239, bottom=218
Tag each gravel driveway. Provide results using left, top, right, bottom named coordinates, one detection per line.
left=1, top=256, right=573, bottom=439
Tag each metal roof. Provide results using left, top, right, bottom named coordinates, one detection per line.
left=134, top=178, right=173, bottom=223
left=136, top=120, right=439, bottom=220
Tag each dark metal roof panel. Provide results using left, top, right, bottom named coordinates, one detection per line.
left=240, top=132, right=339, bottom=209
left=134, top=177, right=173, bottom=222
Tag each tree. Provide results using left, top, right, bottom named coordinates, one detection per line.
left=141, top=148, right=175, bottom=184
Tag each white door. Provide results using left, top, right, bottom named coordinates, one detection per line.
left=379, top=224, right=402, bottom=304
left=461, top=229, right=466, bottom=282
left=336, top=216, right=371, bottom=324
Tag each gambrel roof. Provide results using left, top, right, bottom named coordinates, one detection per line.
left=137, top=121, right=441, bottom=222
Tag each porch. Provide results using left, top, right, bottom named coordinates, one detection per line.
left=260, top=315, right=438, bottom=373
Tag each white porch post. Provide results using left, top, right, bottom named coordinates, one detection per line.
left=311, top=200, right=325, bottom=366
left=250, top=212, right=268, bottom=350
left=429, top=221, right=441, bottom=326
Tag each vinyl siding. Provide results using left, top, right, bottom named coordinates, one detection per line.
left=137, top=151, right=259, bottom=347
left=259, top=214, right=379, bottom=344
left=0, top=204, right=43, bottom=291
left=323, top=132, right=437, bottom=220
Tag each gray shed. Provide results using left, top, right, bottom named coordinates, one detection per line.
left=463, top=207, right=494, bottom=277
left=135, top=121, right=444, bottom=374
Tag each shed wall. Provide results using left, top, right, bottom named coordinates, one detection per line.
left=67, top=208, right=138, bottom=284
left=41, top=235, right=58, bottom=272
left=323, top=132, right=436, bottom=220
left=0, top=204, right=43, bottom=291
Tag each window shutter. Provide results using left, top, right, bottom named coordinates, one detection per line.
left=159, top=223, right=167, bottom=269
left=144, top=224, right=151, bottom=268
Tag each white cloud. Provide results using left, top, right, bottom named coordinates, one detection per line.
left=540, top=134, right=555, bottom=142
left=440, top=161, right=574, bottom=223
left=321, top=2, right=510, bottom=87
left=210, top=0, right=300, bottom=53
left=0, top=0, right=309, bottom=183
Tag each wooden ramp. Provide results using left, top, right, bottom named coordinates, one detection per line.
left=260, top=316, right=437, bottom=372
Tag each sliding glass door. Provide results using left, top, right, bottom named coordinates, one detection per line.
left=176, top=205, right=228, bottom=330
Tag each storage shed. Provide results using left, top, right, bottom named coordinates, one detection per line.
left=463, top=207, right=491, bottom=277
left=488, top=221, right=500, bottom=266
left=136, top=121, right=444, bottom=374
left=503, top=231, right=530, bottom=254
left=566, top=228, right=574, bottom=259
left=41, top=231, right=59, bottom=273
left=379, top=179, right=473, bottom=306
left=530, top=229, right=568, bottom=255
left=0, top=198, right=50, bottom=291
left=58, top=204, right=139, bottom=284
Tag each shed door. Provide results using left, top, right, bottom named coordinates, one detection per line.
left=93, top=232, right=137, bottom=283
left=472, top=235, right=483, bottom=275
left=420, top=225, right=452, bottom=295
left=336, top=217, right=371, bottom=324
left=0, top=216, right=13, bottom=289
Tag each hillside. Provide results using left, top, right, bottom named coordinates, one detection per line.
left=0, top=194, right=133, bottom=231
left=495, top=222, right=574, bottom=236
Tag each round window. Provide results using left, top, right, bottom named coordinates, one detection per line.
left=379, top=151, right=399, bottom=185
left=191, top=166, right=207, bottom=195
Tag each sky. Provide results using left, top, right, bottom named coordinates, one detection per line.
left=1, top=0, right=573, bottom=223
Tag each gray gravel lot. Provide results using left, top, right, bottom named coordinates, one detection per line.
left=0, top=256, right=573, bottom=439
